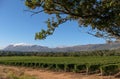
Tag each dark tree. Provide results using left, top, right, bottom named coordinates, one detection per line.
left=25, top=0, right=120, bottom=40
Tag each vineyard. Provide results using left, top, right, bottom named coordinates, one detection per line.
left=0, top=56, right=120, bottom=75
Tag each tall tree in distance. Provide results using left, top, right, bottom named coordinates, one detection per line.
left=25, top=0, right=120, bottom=40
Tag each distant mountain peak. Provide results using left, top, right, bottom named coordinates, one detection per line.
left=3, top=43, right=120, bottom=52
left=12, top=43, right=33, bottom=47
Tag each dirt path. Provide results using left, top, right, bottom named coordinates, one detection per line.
left=0, top=65, right=120, bottom=79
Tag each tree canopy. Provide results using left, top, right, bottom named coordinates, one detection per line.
left=25, top=0, right=120, bottom=40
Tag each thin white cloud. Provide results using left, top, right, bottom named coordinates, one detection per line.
left=12, top=43, right=33, bottom=46
left=0, top=46, right=5, bottom=50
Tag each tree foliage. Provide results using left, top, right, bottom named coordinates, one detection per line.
left=25, top=0, right=120, bottom=40
left=1, top=50, right=120, bottom=56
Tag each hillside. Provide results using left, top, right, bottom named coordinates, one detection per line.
left=3, top=43, right=120, bottom=52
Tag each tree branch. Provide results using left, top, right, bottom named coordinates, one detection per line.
left=24, top=10, right=44, bottom=16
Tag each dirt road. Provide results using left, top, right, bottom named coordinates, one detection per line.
left=0, top=65, right=120, bottom=79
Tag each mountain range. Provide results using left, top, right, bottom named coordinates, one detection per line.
left=3, top=42, right=120, bottom=52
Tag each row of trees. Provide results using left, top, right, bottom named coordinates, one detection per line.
left=0, top=50, right=120, bottom=56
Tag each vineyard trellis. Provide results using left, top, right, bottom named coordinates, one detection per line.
left=0, top=56, right=120, bottom=75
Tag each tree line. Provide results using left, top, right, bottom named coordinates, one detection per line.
left=0, top=50, right=120, bottom=56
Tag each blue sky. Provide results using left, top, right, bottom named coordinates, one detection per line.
left=0, top=0, right=106, bottom=49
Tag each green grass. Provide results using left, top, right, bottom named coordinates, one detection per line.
left=0, top=56, right=120, bottom=64
left=0, top=56, right=120, bottom=75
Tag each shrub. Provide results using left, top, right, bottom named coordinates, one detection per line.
left=65, top=64, right=75, bottom=72
left=74, top=64, right=86, bottom=73
left=42, top=63, right=49, bottom=68
left=47, top=63, right=56, bottom=70
left=88, top=63, right=101, bottom=74
left=56, top=64, right=65, bottom=71
left=100, top=64, right=119, bottom=75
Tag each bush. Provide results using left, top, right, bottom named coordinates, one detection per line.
left=35, top=63, right=39, bottom=67
left=47, top=63, right=56, bottom=70
left=42, top=63, right=49, bottom=68
left=74, top=64, right=86, bottom=73
left=65, top=64, right=75, bottom=72
left=100, top=64, right=119, bottom=75
left=56, top=64, right=65, bottom=71
left=88, top=64, right=101, bottom=74
left=38, top=63, right=43, bottom=68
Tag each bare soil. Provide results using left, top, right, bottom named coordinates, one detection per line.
left=0, top=65, right=120, bottom=79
